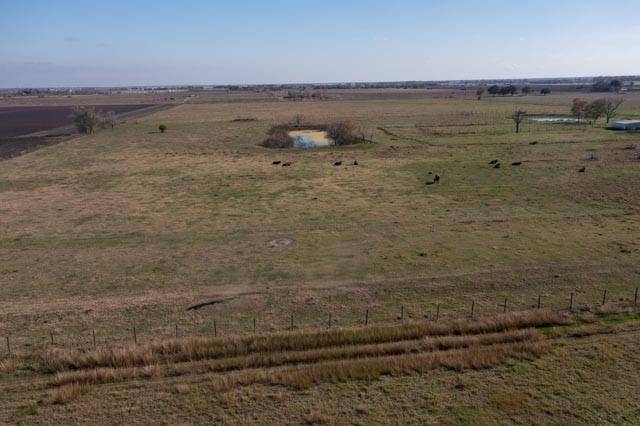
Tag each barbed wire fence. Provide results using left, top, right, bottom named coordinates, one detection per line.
left=2, top=284, right=638, bottom=356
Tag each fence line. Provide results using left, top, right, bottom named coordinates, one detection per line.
left=2, top=286, right=639, bottom=356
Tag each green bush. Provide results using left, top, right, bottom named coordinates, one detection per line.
left=72, top=106, right=99, bottom=134
left=159, top=124, right=167, bottom=133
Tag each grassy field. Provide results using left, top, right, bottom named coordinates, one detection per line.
left=1, top=90, right=639, bottom=423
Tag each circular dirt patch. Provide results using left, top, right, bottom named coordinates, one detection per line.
left=266, top=238, right=294, bottom=249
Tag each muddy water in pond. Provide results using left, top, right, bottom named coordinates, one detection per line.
left=289, top=130, right=333, bottom=148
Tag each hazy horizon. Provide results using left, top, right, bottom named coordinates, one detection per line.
left=2, top=0, right=639, bottom=88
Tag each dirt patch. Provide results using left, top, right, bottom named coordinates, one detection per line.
left=186, top=291, right=267, bottom=311
left=0, top=104, right=165, bottom=159
left=267, top=238, right=295, bottom=249
left=0, top=105, right=155, bottom=139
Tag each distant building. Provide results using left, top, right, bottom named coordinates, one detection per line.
left=612, top=120, right=640, bottom=130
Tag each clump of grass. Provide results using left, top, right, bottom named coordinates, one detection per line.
left=16, top=404, right=38, bottom=416
left=48, top=383, right=88, bottom=405
left=0, top=357, right=18, bottom=374
left=42, top=310, right=562, bottom=373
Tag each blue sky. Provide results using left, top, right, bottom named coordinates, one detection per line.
left=1, top=0, right=639, bottom=87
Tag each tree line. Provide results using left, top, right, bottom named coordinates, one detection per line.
left=476, top=85, right=551, bottom=99
left=571, top=98, right=624, bottom=125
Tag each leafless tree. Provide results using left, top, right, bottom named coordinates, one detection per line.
left=99, top=111, right=117, bottom=129
left=585, top=99, right=606, bottom=126
left=571, top=98, right=589, bottom=122
left=604, top=97, right=625, bottom=124
left=476, top=87, right=485, bottom=100
left=511, top=110, right=527, bottom=133
left=292, top=114, right=304, bottom=128
left=327, top=120, right=359, bottom=145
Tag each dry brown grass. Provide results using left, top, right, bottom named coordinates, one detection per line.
left=54, top=328, right=542, bottom=386
left=42, top=310, right=562, bottom=373
left=0, top=357, right=18, bottom=374
left=210, top=341, right=549, bottom=391
left=48, top=383, right=89, bottom=405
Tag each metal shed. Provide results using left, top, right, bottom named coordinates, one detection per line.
left=612, top=120, right=640, bottom=130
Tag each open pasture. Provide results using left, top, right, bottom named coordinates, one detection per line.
left=1, top=90, right=639, bottom=422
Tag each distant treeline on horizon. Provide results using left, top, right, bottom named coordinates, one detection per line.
left=2, top=76, right=639, bottom=94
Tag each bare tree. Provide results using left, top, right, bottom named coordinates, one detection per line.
left=604, top=97, right=625, bottom=124
left=72, top=106, right=99, bottom=134
left=327, top=120, right=360, bottom=145
left=99, top=111, right=117, bottom=129
left=585, top=99, right=606, bottom=126
left=571, top=98, right=589, bottom=122
left=292, top=114, right=304, bottom=128
left=511, top=110, right=527, bottom=134
left=476, top=87, right=485, bottom=100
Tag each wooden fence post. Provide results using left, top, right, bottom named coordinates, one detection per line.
left=328, top=312, right=332, bottom=329
left=602, top=289, right=607, bottom=306
left=569, top=293, right=574, bottom=312
left=253, top=318, right=256, bottom=334
left=92, top=330, right=96, bottom=349
left=502, top=298, right=508, bottom=313
left=635, top=287, right=639, bottom=306
left=400, top=305, right=404, bottom=321
left=537, top=295, right=542, bottom=309
left=5, top=336, right=10, bottom=356
left=214, top=320, right=217, bottom=337
left=50, top=331, right=54, bottom=345
left=133, top=326, right=138, bottom=345
left=175, top=324, right=179, bottom=339
left=290, top=314, right=294, bottom=330
left=365, top=308, right=369, bottom=326
left=470, top=300, right=475, bottom=318
left=435, top=303, right=440, bottom=322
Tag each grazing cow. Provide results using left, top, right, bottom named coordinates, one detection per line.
left=494, top=163, right=501, bottom=169
left=511, top=161, right=523, bottom=166
left=272, top=160, right=282, bottom=165
left=579, top=166, right=586, bottom=173
left=434, top=175, right=441, bottom=183
left=334, top=161, right=342, bottom=166
left=353, top=160, right=359, bottom=166
left=490, top=159, right=499, bottom=165
left=282, top=162, right=291, bottom=167
left=529, top=141, right=538, bottom=145
left=428, top=171, right=433, bottom=175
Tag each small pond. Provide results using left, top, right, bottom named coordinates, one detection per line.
left=527, top=116, right=583, bottom=123
left=289, top=130, right=333, bottom=148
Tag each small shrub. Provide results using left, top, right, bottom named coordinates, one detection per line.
left=71, top=106, right=99, bottom=134
left=48, top=383, right=88, bottom=405
left=158, top=124, right=167, bottom=133
left=263, top=125, right=293, bottom=148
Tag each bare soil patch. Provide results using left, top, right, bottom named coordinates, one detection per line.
left=0, top=104, right=161, bottom=159
left=267, top=238, right=295, bottom=249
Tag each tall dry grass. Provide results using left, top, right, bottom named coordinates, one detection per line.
left=54, top=329, right=542, bottom=386
left=42, top=310, right=562, bottom=373
left=48, top=383, right=88, bottom=405
left=209, top=341, right=549, bottom=391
